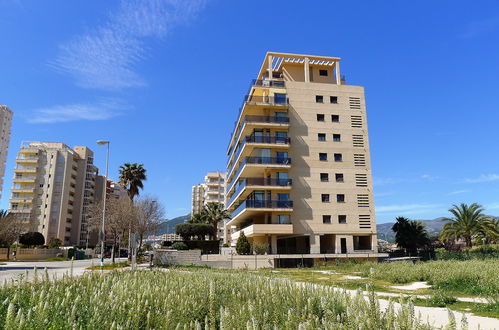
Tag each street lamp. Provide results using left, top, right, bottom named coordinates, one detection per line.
left=96, top=140, right=110, bottom=270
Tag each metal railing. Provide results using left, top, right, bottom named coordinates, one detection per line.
left=251, top=79, right=285, bottom=88
left=244, top=95, right=289, bottom=105
left=228, top=178, right=292, bottom=207
left=232, top=200, right=294, bottom=218
left=245, top=115, right=290, bottom=124
left=244, top=135, right=290, bottom=144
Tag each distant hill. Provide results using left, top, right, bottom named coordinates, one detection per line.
left=158, top=214, right=190, bottom=234
left=377, top=215, right=499, bottom=242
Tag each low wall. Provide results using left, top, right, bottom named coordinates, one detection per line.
left=0, top=248, right=64, bottom=261
left=153, top=249, right=202, bottom=266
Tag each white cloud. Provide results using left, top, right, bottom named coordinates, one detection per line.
left=465, top=174, right=499, bottom=183
left=50, top=0, right=206, bottom=90
left=447, top=189, right=470, bottom=195
left=28, top=99, right=126, bottom=123
left=376, top=203, right=442, bottom=214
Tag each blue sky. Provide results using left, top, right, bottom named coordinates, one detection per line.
left=0, top=0, right=498, bottom=223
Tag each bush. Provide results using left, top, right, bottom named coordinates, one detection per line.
left=48, top=238, right=62, bottom=248
left=171, top=242, right=188, bottom=250
left=427, top=290, right=457, bottom=307
left=19, top=232, right=45, bottom=247
left=236, top=232, right=251, bottom=255
left=252, top=242, right=268, bottom=255
left=436, top=244, right=499, bottom=260
left=175, top=223, right=212, bottom=240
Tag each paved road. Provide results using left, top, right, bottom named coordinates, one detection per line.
left=0, top=258, right=127, bottom=283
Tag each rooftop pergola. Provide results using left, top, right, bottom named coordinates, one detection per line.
left=257, top=52, right=342, bottom=84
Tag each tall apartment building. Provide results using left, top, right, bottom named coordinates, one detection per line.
left=191, top=184, right=205, bottom=214
left=9, top=142, right=98, bottom=246
left=0, top=105, right=13, bottom=199
left=191, top=171, right=226, bottom=214
left=225, top=52, right=378, bottom=255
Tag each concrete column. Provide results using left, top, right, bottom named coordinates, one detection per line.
left=309, top=234, right=320, bottom=254
left=371, top=234, right=378, bottom=253
left=335, top=61, right=341, bottom=85
left=304, top=57, right=310, bottom=82
left=267, top=55, right=273, bottom=79
left=271, top=235, right=277, bottom=254
left=335, top=236, right=342, bottom=254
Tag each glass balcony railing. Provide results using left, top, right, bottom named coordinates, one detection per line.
left=232, top=200, right=294, bottom=218
left=251, top=79, right=285, bottom=88
left=228, top=156, right=291, bottom=190
left=228, top=178, right=292, bottom=206
left=244, top=95, right=289, bottom=105
left=229, top=135, right=290, bottom=170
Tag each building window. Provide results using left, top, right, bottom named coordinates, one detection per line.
left=338, top=215, right=347, bottom=224
left=334, top=153, right=342, bottom=162
left=337, top=194, right=345, bottom=203
left=316, top=95, right=324, bottom=103
left=319, top=69, right=328, bottom=76
left=330, top=96, right=338, bottom=104
left=321, top=194, right=330, bottom=203
left=277, top=214, right=290, bottom=224
left=319, top=153, right=328, bottom=161
left=332, top=114, right=339, bottom=122
left=323, top=215, right=331, bottom=224
left=318, top=133, right=326, bottom=141
left=335, top=173, right=344, bottom=182
left=333, top=134, right=341, bottom=142
left=320, top=173, right=329, bottom=182
left=317, top=114, right=325, bottom=121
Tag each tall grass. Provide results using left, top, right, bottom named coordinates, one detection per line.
left=0, top=269, right=436, bottom=329
left=330, top=260, right=499, bottom=296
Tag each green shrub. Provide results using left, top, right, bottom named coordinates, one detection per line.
left=171, top=242, right=188, bottom=250
left=427, top=290, right=457, bottom=307
left=252, top=242, right=268, bottom=255
left=236, top=232, right=251, bottom=255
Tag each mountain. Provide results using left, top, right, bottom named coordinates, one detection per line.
left=158, top=214, right=190, bottom=234
left=376, top=218, right=449, bottom=242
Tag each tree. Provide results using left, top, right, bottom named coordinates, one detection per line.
left=88, top=196, right=134, bottom=263
left=175, top=223, right=212, bottom=240
left=48, top=238, right=62, bottom=248
left=118, top=163, right=147, bottom=201
left=171, top=242, right=188, bottom=250
left=0, top=210, right=25, bottom=260
left=203, top=202, right=231, bottom=239
left=188, top=212, right=208, bottom=224
left=392, top=217, right=429, bottom=254
left=476, top=218, right=499, bottom=244
left=19, top=232, right=45, bottom=247
left=134, top=196, right=164, bottom=251
left=236, top=232, right=251, bottom=255
left=440, top=203, right=490, bottom=248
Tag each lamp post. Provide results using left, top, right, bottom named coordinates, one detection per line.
left=96, top=140, right=110, bottom=270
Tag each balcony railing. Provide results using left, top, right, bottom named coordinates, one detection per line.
left=228, top=178, right=292, bottom=207
left=232, top=200, right=294, bottom=218
left=244, top=135, right=290, bottom=144
left=244, top=95, right=289, bottom=106
left=251, top=79, right=285, bottom=88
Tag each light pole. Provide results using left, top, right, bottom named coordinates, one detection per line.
left=97, top=140, right=110, bottom=269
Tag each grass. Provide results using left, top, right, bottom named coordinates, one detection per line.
left=87, top=261, right=129, bottom=270
left=46, top=257, right=71, bottom=261
left=0, top=269, right=440, bottom=329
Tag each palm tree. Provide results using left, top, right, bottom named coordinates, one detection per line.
left=203, top=202, right=231, bottom=240
left=475, top=218, right=499, bottom=245
left=118, top=163, right=147, bottom=201
left=188, top=212, right=208, bottom=224
left=392, top=216, right=429, bottom=254
left=440, top=203, right=489, bottom=248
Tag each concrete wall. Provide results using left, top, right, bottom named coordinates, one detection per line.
left=153, top=249, right=202, bottom=266
left=0, top=248, right=63, bottom=261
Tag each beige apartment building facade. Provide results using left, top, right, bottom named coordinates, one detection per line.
left=225, top=52, right=378, bottom=255
left=0, top=105, right=13, bottom=199
left=9, top=142, right=98, bottom=246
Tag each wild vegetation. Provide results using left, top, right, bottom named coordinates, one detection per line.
left=0, top=269, right=438, bottom=329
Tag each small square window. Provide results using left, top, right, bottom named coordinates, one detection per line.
left=317, top=114, right=325, bottom=121
left=319, top=69, right=328, bottom=76
left=323, top=215, right=332, bottom=224
left=319, top=153, right=328, bottom=161
left=321, top=194, right=330, bottom=203
left=331, top=115, right=339, bottom=122
left=337, top=194, right=345, bottom=203
left=330, top=96, right=338, bottom=104
left=320, top=173, right=329, bottom=182
left=318, top=133, right=326, bottom=141
left=316, top=95, right=324, bottom=103
left=333, top=134, right=341, bottom=142
left=334, top=153, right=342, bottom=162
left=338, top=215, right=347, bottom=224
left=335, top=173, right=344, bottom=182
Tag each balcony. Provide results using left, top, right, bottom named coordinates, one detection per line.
left=231, top=223, right=293, bottom=240
left=10, top=197, right=34, bottom=203
left=14, top=167, right=37, bottom=173
left=16, top=157, right=38, bottom=164
left=229, top=135, right=290, bottom=171
left=11, top=188, right=35, bottom=193
left=228, top=157, right=291, bottom=191
left=245, top=115, right=289, bottom=124
left=244, top=94, right=289, bottom=106
left=228, top=178, right=292, bottom=208
left=232, top=199, right=293, bottom=220
left=13, top=177, right=36, bottom=183
left=250, top=79, right=285, bottom=89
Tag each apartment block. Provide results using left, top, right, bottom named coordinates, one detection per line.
left=0, top=105, right=13, bottom=199
left=191, top=184, right=205, bottom=215
left=9, top=142, right=98, bottom=246
left=225, top=52, right=378, bottom=255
